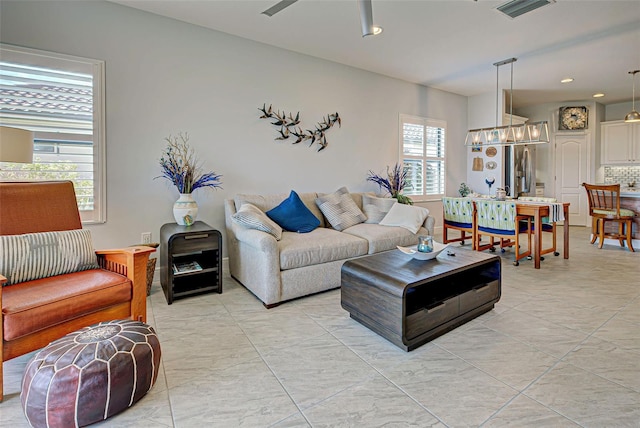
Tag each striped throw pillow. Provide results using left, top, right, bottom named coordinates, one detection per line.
left=232, top=203, right=283, bottom=240
left=0, top=229, right=99, bottom=286
left=315, top=187, right=367, bottom=231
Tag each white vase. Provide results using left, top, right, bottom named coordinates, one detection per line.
left=173, top=193, right=198, bottom=226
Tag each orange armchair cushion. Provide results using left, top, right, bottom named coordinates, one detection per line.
left=2, top=269, right=131, bottom=341
left=0, top=181, right=82, bottom=235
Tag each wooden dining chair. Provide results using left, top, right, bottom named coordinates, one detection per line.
left=442, top=197, right=475, bottom=249
left=582, top=183, right=635, bottom=252
left=518, top=196, right=559, bottom=258
left=473, top=200, right=532, bottom=266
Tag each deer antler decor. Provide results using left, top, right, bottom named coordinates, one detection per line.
left=258, top=103, right=341, bottom=152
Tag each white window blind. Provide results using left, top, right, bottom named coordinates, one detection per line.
left=400, top=115, right=446, bottom=198
left=0, top=44, right=105, bottom=223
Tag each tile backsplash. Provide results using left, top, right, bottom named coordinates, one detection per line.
left=604, top=166, right=640, bottom=186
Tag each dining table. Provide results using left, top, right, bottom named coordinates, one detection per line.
left=515, top=201, right=570, bottom=269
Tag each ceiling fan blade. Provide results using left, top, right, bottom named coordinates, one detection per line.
left=262, top=0, right=299, bottom=17
left=358, top=0, right=374, bottom=37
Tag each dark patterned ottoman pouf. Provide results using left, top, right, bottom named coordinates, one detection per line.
left=21, top=320, right=161, bottom=428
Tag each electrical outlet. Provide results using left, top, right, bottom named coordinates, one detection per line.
left=141, top=232, right=152, bottom=245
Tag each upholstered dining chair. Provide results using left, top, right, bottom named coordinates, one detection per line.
left=518, top=196, right=559, bottom=258
left=582, top=183, right=635, bottom=252
left=442, top=197, right=475, bottom=249
left=474, top=200, right=532, bottom=266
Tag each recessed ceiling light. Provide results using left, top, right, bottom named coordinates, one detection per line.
left=372, top=26, right=383, bottom=35
left=593, top=93, right=605, bottom=98
left=560, top=78, right=574, bottom=83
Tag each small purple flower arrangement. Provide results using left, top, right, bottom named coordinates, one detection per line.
left=366, top=163, right=413, bottom=205
left=157, top=133, right=223, bottom=194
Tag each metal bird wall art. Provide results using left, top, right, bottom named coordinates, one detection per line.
left=258, top=103, right=341, bottom=152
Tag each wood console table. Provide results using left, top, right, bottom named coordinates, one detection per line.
left=341, top=249, right=501, bottom=351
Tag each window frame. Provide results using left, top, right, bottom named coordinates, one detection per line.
left=399, top=114, right=447, bottom=202
left=0, top=43, right=106, bottom=224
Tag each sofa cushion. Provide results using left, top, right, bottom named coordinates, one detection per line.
left=344, top=223, right=427, bottom=254
left=379, top=203, right=430, bottom=234
left=2, top=269, right=131, bottom=341
left=232, top=203, right=282, bottom=240
left=278, top=228, right=368, bottom=270
left=362, top=194, right=397, bottom=224
left=234, top=192, right=325, bottom=228
left=315, top=187, right=367, bottom=231
left=266, top=190, right=320, bottom=233
left=0, top=229, right=99, bottom=286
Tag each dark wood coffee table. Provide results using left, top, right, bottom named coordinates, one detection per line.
left=341, top=248, right=501, bottom=351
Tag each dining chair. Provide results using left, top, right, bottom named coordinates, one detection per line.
left=442, top=197, right=475, bottom=249
left=518, top=196, right=559, bottom=258
left=582, top=183, right=635, bottom=252
left=474, top=200, right=532, bottom=266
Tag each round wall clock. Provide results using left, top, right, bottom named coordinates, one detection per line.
left=559, top=106, right=588, bottom=130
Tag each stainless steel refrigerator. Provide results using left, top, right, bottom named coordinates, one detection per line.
left=504, top=144, right=536, bottom=197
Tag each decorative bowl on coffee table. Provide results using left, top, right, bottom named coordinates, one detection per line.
left=397, top=241, right=449, bottom=260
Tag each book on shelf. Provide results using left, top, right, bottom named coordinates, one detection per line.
left=172, top=261, right=203, bottom=274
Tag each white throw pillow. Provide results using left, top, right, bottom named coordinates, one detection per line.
left=362, top=194, right=397, bottom=224
left=232, top=203, right=283, bottom=240
left=379, top=203, right=430, bottom=234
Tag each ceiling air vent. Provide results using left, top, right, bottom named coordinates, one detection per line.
left=497, top=0, right=555, bottom=19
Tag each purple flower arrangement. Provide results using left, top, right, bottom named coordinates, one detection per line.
left=157, top=133, right=223, bottom=194
left=366, top=163, right=413, bottom=205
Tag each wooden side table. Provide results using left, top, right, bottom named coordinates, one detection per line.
left=160, top=221, right=222, bottom=304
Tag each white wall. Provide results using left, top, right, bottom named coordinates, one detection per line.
left=465, top=89, right=507, bottom=194
left=0, top=1, right=468, bottom=250
left=515, top=100, right=603, bottom=193
left=605, top=101, right=634, bottom=122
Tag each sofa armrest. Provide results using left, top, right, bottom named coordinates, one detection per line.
left=233, top=225, right=278, bottom=253
left=423, top=215, right=435, bottom=236
left=95, top=246, right=155, bottom=322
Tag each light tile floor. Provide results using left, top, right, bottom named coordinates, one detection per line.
left=2, top=227, right=639, bottom=427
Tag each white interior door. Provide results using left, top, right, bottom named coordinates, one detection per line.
left=555, top=134, right=589, bottom=226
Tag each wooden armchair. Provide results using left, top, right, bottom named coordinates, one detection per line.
left=582, top=183, right=635, bottom=252
left=0, top=181, right=154, bottom=401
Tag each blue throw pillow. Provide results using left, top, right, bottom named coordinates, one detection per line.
left=266, top=190, right=320, bottom=233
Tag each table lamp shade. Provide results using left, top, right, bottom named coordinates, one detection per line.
left=0, top=126, right=34, bottom=163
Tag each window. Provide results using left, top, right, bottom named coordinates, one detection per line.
left=400, top=115, right=446, bottom=199
left=0, top=44, right=106, bottom=223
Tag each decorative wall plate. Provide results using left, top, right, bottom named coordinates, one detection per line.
left=486, top=161, right=497, bottom=170
left=559, top=106, right=588, bottom=130
left=485, top=146, right=497, bottom=157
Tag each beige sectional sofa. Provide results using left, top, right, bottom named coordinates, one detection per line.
left=224, top=191, right=435, bottom=307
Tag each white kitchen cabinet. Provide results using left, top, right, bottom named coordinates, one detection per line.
left=601, top=120, right=640, bottom=164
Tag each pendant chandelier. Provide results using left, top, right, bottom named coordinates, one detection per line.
left=624, top=70, right=640, bottom=123
left=465, top=58, right=549, bottom=146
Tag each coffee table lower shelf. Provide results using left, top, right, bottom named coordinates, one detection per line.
left=341, top=249, right=501, bottom=351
